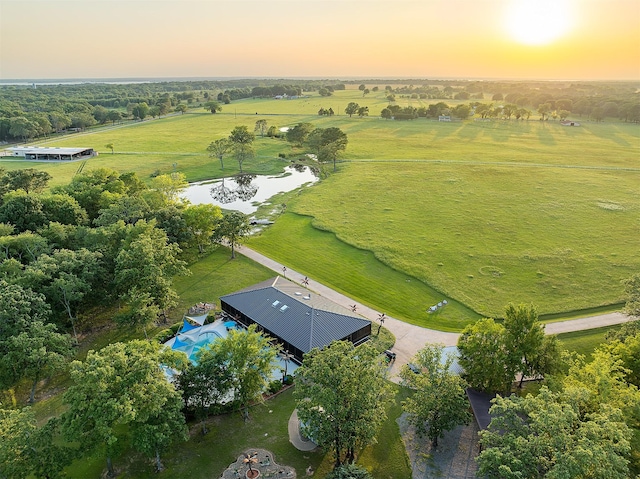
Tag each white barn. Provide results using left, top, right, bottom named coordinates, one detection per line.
left=7, top=146, right=97, bottom=161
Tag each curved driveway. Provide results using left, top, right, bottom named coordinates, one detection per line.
left=236, top=245, right=631, bottom=378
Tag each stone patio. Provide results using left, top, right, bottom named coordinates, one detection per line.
left=219, top=449, right=296, bottom=479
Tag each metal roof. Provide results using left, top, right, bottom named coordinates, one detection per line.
left=7, top=146, right=94, bottom=155
left=220, top=277, right=371, bottom=354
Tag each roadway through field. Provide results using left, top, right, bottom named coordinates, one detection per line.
left=236, top=245, right=632, bottom=381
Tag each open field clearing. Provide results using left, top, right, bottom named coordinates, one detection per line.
left=3, top=90, right=638, bottom=322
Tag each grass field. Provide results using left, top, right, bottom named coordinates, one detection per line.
left=2, top=88, right=638, bottom=321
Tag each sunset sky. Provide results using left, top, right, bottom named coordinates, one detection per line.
left=1, top=0, right=638, bottom=81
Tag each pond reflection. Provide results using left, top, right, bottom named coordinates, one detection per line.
left=182, top=166, right=318, bottom=214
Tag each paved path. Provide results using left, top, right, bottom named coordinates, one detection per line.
left=236, top=245, right=632, bottom=378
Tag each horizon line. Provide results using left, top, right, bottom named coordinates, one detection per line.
left=1, top=75, right=639, bottom=84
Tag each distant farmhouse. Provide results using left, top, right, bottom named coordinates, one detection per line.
left=220, top=276, right=372, bottom=362
left=7, top=146, right=97, bottom=161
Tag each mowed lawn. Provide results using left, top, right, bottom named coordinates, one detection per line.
left=3, top=90, right=638, bottom=320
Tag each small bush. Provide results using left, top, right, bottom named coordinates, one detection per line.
left=283, top=375, right=294, bottom=386
left=155, top=328, right=174, bottom=343
left=326, top=464, right=373, bottom=479
left=267, top=380, right=283, bottom=395
left=169, top=322, right=182, bottom=334
left=278, top=153, right=287, bottom=159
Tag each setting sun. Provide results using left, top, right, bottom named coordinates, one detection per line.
left=505, top=0, right=573, bottom=46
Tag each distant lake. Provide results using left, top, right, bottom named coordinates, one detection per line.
left=182, top=166, right=318, bottom=214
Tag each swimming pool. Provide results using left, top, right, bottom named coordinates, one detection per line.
left=164, top=318, right=298, bottom=380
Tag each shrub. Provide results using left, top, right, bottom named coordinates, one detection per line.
left=326, top=464, right=373, bottom=479
left=267, top=380, right=283, bottom=395
left=154, top=328, right=174, bottom=343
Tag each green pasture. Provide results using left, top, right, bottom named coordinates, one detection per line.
left=248, top=213, right=480, bottom=330
left=2, top=92, right=638, bottom=319
left=556, top=324, right=621, bottom=359
left=283, top=160, right=638, bottom=318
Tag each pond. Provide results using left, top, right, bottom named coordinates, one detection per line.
left=181, top=166, right=318, bottom=214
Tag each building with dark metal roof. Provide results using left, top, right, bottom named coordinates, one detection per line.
left=220, top=276, right=371, bottom=362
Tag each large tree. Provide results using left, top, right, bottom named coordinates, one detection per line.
left=0, top=280, right=51, bottom=342
left=203, top=100, right=222, bottom=114
left=183, top=203, right=223, bottom=253
left=458, top=305, right=560, bottom=394
left=345, top=102, right=359, bottom=117
left=285, top=122, right=313, bottom=146
left=294, top=341, right=391, bottom=467
left=503, top=303, right=548, bottom=387
left=62, top=340, right=187, bottom=477
left=478, top=387, right=632, bottom=479
left=0, top=168, right=51, bottom=195
left=208, top=324, right=277, bottom=419
left=207, top=137, right=232, bottom=170
left=229, top=125, right=255, bottom=173
left=212, top=210, right=251, bottom=259
left=254, top=119, right=268, bottom=137
left=176, top=346, right=234, bottom=434
left=311, top=127, right=348, bottom=172
left=23, top=248, right=103, bottom=341
left=0, top=408, right=74, bottom=479
left=0, top=192, right=47, bottom=233
left=1, top=321, right=73, bottom=403
left=457, top=318, right=512, bottom=394
left=400, top=344, right=470, bottom=448
left=114, top=222, right=189, bottom=329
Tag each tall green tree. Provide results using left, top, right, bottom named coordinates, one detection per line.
left=149, top=172, right=188, bottom=205
left=345, top=102, right=359, bottom=117
left=503, top=303, right=546, bottom=387
left=478, top=387, right=632, bottom=479
left=254, top=119, right=268, bottom=137
left=285, top=122, right=313, bottom=146
left=23, top=248, right=103, bottom=341
left=207, top=137, right=232, bottom=170
left=0, top=168, right=51, bottom=195
left=203, top=101, right=222, bottom=114
left=62, top=340, right=187, bottom=477
left=229, top=125, right=255, bottom=173
left=212, top=210, right=251, bottom=259
left=183, top=203, right=223, bottom=253
left=0, top=408, right=73, bottom=479
left=0, top=280, right=51, bottom=342
left=1, top=321, right=73, bottom=403
left=177, top=345, right=234, bottom=434
left=316, top=127, right=348, bottom=172
left=208, top=324, right=277, bottom=419
left=457, top=318, right=512, bottom=394
left=40, top=193, right=89, bottom=226
left=114, top=223, right=189, bottom=328
left=0, top=192, right=47, bottom=233
left=294, top=341, right=391, bottom=467
left=400, top=344, right=471, bottom=448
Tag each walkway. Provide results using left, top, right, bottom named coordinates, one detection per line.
left=236, top=245, right=632, bottom=379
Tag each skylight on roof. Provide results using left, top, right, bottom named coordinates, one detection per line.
left=272, top=300, right=280, bottom=307
left=280, top=305, right=289, bottom=312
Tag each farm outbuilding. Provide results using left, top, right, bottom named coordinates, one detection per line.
left=220, top=276, right=372, bottom=363
left=7, top=146, right=96, bottom=160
